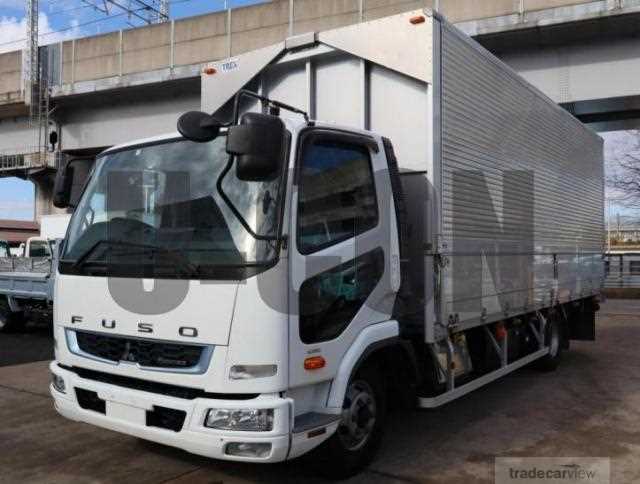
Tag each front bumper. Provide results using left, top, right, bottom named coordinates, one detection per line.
left=50, top=362, right=293, bottom=462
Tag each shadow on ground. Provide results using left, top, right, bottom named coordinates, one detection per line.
left=0, top=314, right=53, bottom=367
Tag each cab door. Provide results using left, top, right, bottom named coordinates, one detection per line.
left=288, top=128, right=398, bottom=388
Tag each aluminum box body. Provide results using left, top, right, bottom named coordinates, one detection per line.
left=201, top=10, right=604, bottom=343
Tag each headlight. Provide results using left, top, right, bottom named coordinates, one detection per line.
left=229, top=364, right=277, bottom=380
left=205, top=408, right=274, bottom=431
left=51, top=373, right=66, bottom=394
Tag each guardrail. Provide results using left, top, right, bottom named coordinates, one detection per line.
left=0, top=149, right=60, bottom=173
left=604, top=252, right=640, bottom=289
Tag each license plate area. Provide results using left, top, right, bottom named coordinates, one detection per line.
left=107, top=401, right=146, bottom=425
left=75, top=387, right=186, bottom=432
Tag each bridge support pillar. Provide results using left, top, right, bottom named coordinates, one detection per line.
left=32, top=173, right=66, bottom=221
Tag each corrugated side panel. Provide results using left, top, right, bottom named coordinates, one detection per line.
left=438, top=21, right=604, bottom=331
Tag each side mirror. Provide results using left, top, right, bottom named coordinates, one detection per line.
left=226, top=113, right=286, bottom=182
left=53, top=163, right=74, bottom=209
left=177, top=111, right=222, bottom=142
left=53, top=158, right=93, bottom=209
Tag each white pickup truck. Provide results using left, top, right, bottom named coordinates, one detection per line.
left=0, top=214, right=71, bottom=332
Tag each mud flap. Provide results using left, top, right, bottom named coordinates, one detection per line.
left=568, top=298, right=596, bottom=341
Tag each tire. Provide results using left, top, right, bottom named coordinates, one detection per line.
left=0, top=297, right=25, bottom=333
left=315, top=364, right=387, bottom=480
left=534, top=315, right=562, bottom=372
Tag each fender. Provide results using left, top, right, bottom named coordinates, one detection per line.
left=325, top=320, right=399, bottom=412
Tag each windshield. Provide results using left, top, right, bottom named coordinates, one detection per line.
left=60, top=136, right=285, bottom=279
left=29, top=240, right=51, bottom=258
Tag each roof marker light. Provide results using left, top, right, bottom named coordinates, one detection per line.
left=410, top=15, right=426, bottom=25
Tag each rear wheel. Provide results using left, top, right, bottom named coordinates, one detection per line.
left=0, top=297, right=25, bottom=333
left=534, top=315, right=562, bottom=372
left=315, top=364, right=387, bottom=479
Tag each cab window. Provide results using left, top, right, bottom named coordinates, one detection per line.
left=297, top=139, right=378, bottom=254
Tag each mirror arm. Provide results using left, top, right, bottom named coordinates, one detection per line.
left=216, top=155, right=278, bottom=243
left=233, top=89, right=309, bottom=124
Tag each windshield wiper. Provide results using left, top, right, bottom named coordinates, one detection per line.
left=71, top=240, right=198, bottom=277
left=112, top=246, right=200, bottom=277
left=71, top=239, right=120, bottom=269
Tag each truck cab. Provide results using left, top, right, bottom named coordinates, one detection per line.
left=50, top=93, right=405, bottom=475
left=23, top=237, right=52, bottom=258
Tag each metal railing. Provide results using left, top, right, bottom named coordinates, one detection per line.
left=604, top=252, right=640, bottom=289
left=0, top=257, right=52, bottom=274
left=0, top=148, right=59, bottom=173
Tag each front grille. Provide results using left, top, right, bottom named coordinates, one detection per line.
left=74, top=331, right=204, bottom=369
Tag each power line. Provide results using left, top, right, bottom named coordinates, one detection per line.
left=82, top=0, right=170, bottom=25
left=48, top=4, right=94, bottom=17
left=0, top=7, right=148, bottom=49
left=0, top=0, right=231, bottom=51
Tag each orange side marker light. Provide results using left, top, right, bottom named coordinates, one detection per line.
left=304, top=356, right=326, bottom=370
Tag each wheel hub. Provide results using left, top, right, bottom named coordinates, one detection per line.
left=338, top=380, right=377, bottom=451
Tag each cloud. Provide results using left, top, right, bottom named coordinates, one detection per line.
left=0, top=12, right=83, bottom=54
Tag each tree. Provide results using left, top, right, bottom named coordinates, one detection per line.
left=607, top=130, right=640, bottom=218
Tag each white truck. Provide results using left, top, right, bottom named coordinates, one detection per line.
left=49, top=10, right=604, bottom=477
left=0, top=214, right=71, bottom=331
left=20, top=215, right=72, bottom=258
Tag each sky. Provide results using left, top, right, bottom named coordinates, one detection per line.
left=0, top=0, right=264, bottom=220
left=0, top=1, right=637, bottom=224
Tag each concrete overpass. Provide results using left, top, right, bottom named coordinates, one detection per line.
left=1, top=0, right=639, bottom=218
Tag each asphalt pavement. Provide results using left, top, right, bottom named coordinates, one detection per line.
left=1, top=300, right=639, bottom=483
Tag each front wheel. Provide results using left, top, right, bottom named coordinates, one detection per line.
left=315, top=364, right=387, bottom=479
left=0, top=297, right=25, bottom=333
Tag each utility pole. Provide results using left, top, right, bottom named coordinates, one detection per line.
left=607, top=199, right=611, bottom=252
left=158, top=0, right=170, bottom=24
left=25, top=0, right=39, bottom=119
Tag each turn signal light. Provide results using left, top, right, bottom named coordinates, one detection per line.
left=409, top=15, right=426, bottom=25
left=304, top=356, right=326, bottom=370
left=204, top=66, right=217, bottom=75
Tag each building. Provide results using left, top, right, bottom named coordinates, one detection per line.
left=0, top=219, right=39, bottom=246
